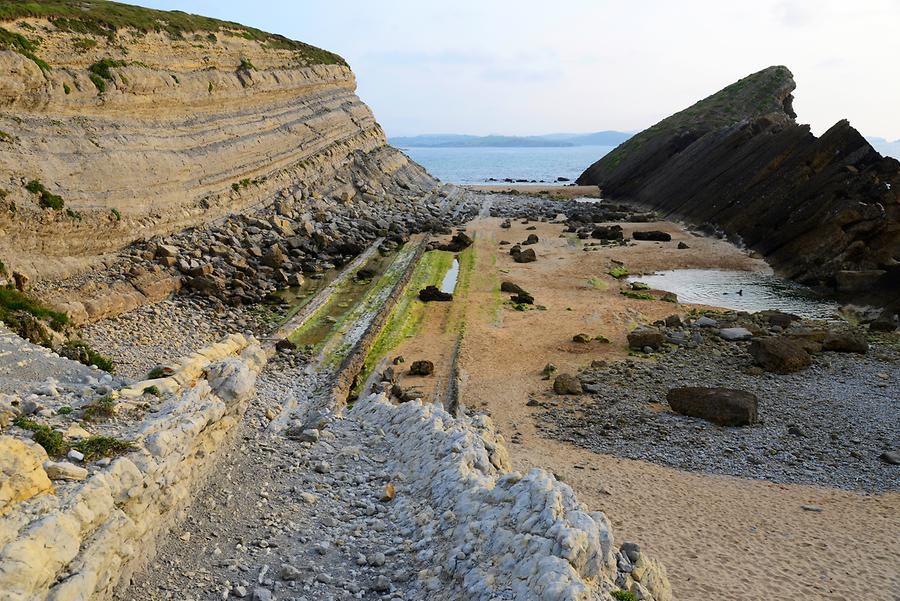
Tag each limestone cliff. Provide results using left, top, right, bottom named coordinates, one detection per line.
left=578, top=66, right=900, bottom=303
left=0, top=1, right=435, bottom=279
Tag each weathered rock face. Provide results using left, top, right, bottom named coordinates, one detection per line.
left=578, top=66, right=900, bottom=304
left=0, top=5, right=435, bottom=280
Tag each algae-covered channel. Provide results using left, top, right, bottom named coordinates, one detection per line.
left=281, top=251, right=396, bottom=349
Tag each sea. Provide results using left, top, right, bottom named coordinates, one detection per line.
left=397, top=145, right=615, bottom=185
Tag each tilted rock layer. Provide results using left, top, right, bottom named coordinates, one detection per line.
left=0, top=2, right=434, bottom=279
left=578, top=66, right=900, bottom=303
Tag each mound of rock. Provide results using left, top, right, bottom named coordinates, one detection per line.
left=667, top=387, right=759, bottom=426
left=578, top=65, right=900, bottom=303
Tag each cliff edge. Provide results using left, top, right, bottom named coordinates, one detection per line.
left=0, top=1, right=435, bottom=279
left=577, top=66, right=900, bottom=304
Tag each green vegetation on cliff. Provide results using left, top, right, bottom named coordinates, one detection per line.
left=0, top=25, right=49, bottom=71
left=584, top=66, right=796, bottom=180
left=0, top=0, right=346, bottom=65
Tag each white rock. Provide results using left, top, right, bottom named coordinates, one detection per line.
left=44, top=460, right=88, bottom=481
left=67, top=449, right=85, bottom=462
left=718, top=327, right=752, bottom=341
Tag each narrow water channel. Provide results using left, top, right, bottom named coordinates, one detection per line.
left=441, top=258, right=460, bottom=294
left=283, top=252, right=396, bottom=348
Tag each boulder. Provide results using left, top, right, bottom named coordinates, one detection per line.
left=500, top=281, right=527, bottom=295
left=0, top=437, right=52, bottom=515
left=822, top=330, right=868, bottom=354
left=553, top=373, right=583, bottom=395
left=749, top=337, right=811, bottom=373
left=409, top=360, right=434, bottom=376
left=666, top=387, right=758, bottom=426
left=632, top=230, right=672, bottom=242
left=437, top=232, right=473, bottom=252
left=627, top=326, right=664, bottom=350
left=572, top=333, right=592, bottom=344
left=756, top=310, right=800, bottom=329
left=869, top=310, right=898, bottom=332
left=419, top=286, right=452, bottom=302
left=511, top=292, right=534, bottom=305
left=522, top=233, right=539, bottom=245
left=590, top=225, right=623, bottom=240
left=512, top=248, right=537, bottom=263
left=718, top=327, right=752, bottom=341
left=677, top=241, right=690, bottom=249
left=44, top=460, right=88, bottom=482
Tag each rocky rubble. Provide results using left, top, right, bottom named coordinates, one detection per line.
left=536, top=310, right=900, bottom=491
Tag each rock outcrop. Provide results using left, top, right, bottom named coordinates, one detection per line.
left=577, top=66, right=900, bottom=304
left=0, top=2, right=436, bottom=280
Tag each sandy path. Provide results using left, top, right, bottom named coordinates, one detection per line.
left=421, top=216, right=899, bottom=600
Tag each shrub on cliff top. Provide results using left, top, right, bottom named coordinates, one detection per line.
left=0, top=285, right=69, bottom=331
left=0, top=1, right=346, bottom=65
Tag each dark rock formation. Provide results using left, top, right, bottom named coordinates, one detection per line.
left=749, top=337, right=811, bottom=373
left=627, top=326, right=664, bottom=350
left=437, top=232, right=473, bottom=252
left=418, top=286, right=452, bottom=302
left=577, top=66, right=900, bottom=304
left=553, top=373, right=583, bottom=395
left=666, top=387, right=758, bottom=426
left=632, top=230, right=672, bottom=242
left=409, top=360, right=434, bottom=376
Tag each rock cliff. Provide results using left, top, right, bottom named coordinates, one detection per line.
left=577, top=66, right=900, bottom=303
left=0, top=1, right=435, bottom=280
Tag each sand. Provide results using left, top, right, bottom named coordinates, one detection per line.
left=389, top=216, right=900, bottom=600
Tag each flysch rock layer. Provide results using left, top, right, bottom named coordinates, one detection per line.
left=354, top=393, right=672, bottom=601
left=577, top=66, right=900, bottom=305
left=0, top=14, right=434, bottom=280
left=0, top=334, right=266, bottom=601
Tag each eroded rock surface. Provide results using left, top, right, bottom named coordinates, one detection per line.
left=578, top=65, right=900, bottom=305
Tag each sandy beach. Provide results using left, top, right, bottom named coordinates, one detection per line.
left=386, top=213, right=900, bottom=600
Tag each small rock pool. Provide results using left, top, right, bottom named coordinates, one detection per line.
left=440, top=258, right=460, bottom=294
left=628, top=269, right=840, bottom=319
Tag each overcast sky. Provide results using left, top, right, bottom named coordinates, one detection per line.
left=141, top=0, right=900, bottom=140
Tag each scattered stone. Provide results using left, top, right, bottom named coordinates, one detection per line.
left=522, top=233, right=539, bottom=245
left=553, top=373, right=583, bottom=395
left=632, top=230, right=672, bottom=242
left=880, top=451, right=900, bottom=465
left=437, top=231, right=473, bottom=252
left=627, top=326, right=664, bottom=350
left=572, top=333, right=592, bottom=344
left=418, top=286, right=452, bottom=302
left=801, top=505, right=823, bottom=513
left=677, top=241, right=690, bottom=249
left=666, top=387, right=759, bottom=426
left=718, top=327, right=752, bottom=341
left=749, top=337, right=811, bottom=373
left=822, top=330, right=868, bottom=354
left=380, top=482, right=395, bottom=502
left=44, top=461, right=88, bottom=481
left=512, top=248, right=537, bottom=263
left=409, top=360, right=434, bottom=376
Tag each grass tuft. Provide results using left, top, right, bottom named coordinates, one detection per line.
left=25, top=180, right=64, bottom=210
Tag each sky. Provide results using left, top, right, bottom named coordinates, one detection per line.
left=139, top=0, right=900, bottom=140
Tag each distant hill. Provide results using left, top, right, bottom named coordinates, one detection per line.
left=867, top=136, right=900, bottom=160
left=389, top=131, right=632, bottom=148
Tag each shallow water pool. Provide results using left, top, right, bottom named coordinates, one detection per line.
left=628, top=269, right=840, bottom=319
left=441, top=258, right=460, bottom=294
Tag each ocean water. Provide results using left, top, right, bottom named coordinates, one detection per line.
left=397, top=145, right=614, bottom=184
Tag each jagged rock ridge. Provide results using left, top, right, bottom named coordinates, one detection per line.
left=0, top=1, right=435, bottom=279
left=578, top=66, right=900, bottom=303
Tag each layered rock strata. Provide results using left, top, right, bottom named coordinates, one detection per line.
left=577, top=66, right=900, bottom=303
left=0, top=333, right=266, bottom=601
left=355, top=393, right=672, bottom=601
left=0, top=5, right=435, bottom=280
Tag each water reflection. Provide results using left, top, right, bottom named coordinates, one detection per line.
left=628, top=269, right=839, bottom=319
